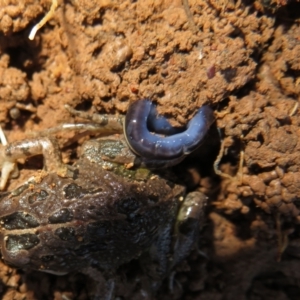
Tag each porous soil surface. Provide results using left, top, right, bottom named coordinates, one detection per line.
left=0, top=0, right=300, bottom=299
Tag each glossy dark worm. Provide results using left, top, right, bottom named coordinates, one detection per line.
left=124, top=99, right=215, bottom=160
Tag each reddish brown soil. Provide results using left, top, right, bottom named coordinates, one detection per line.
left=0, top=0, right=300, bottom=299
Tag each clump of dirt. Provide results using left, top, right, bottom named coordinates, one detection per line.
left=0, top=0, right=299, bottom=299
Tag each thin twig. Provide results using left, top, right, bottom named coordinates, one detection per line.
left=29, top=0, right=58, bottom=40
